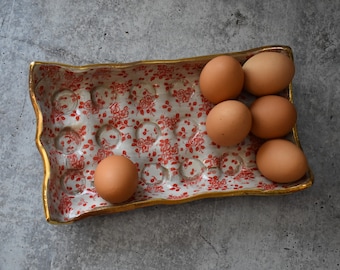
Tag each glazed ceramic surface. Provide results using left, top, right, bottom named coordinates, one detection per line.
left=29, top=45, right=313, bottom=224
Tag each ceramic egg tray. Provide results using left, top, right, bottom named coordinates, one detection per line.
left=29, top=45, right=313, bottom=224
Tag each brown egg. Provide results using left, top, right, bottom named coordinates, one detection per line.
left=243, top=52, right=295, bottom=96
left=206, top=100, right=252, bottom=146
left=256, top=139, right=308, bottom=183
left=199, top=55, right=244, bottom=104
left=250, top=95, right=297, bottom=139
left=94, top=155, right=138, bottom=204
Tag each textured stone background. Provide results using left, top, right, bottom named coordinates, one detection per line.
left=0, top=0, right=339, bottom=269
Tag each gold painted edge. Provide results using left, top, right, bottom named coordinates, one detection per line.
left=29, top=45, right=314, bottom=225
left=31, top=45, right=292, bottom=70
left=29, top=62, right=51, bottom=222
left=57, top=181, right=314, bottom=225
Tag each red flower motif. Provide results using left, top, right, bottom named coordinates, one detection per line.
left=132, top=136, right=156, bottom=155
left=232, top=184, right=244, bottom=190
left=110, top=80, right=132, bottom=94
left=234, top=167, right=255, bottom=181
left=257, top=181, right=278, bottom=190
left=157, top=114, right=180, bottom=130
left=78, top=125, right=87, bottom=138
left=87, top=187, right=100, bottom=198
left=185, top=132, right=205, bottom=153
left=44, top=126, right=55, bottom=139
left=39, top=65, right=61, bottom=80
left=208, top=176, right=227, bottom=191
left=183, top=63, right=205, bottom=73
left=77, top=198, right=88, bottom=207
left=170, top=183, right=180, bottom=191
left=37, top=85, right=45, bottom=96
left=197, top=98, right=214, bottom=118
left=158, top=139, right=178, bottom=165
left=67, top=154, right=85, bottom=169
left=121, top=132, right=132, bottom=142
left=173, top=87, right=195, bottom=103
left=109, top=103, right=130, bottom=129
left=150, top=65, right=174, bottom=81
left=92, top=68, right=112, bottom=80
left=168, top=192, right=189, bottom=200
left=50, top=111, right=66, bottom=124
left=132, top=65, right=148, bottom=72
left=48, top=174, right=59, bottom=199
left=226, top=166, right=237, bottom=176
left=117, top=71, right=129, bottom=78
left=110, top=103, right=128, bottom=117
left=70, top=110, right=81, bottom=121
left=83, top=139, right=95, bottom=154
left=182, top=175, right=203, bottom=187
left=58, top=194, right=73, bottom=215
left=85, top=170, right=96, bottom=181
left=79, top=100, right=98, bottom=115
left=62, top=70, right=84, bottom=90
left=136, top=89, right=157, bottom=115
left=93, top=148, right=113, bottom=163
left=164, top=82, right=173, bottom=91
left=144, top=185, right=165, bottom=193
left=204, top=154, right=220, bottom=168
left=161, top=100, right=172, bottom=112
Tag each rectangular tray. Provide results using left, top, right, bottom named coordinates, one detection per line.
left=29, top=45, right=313, bottom=224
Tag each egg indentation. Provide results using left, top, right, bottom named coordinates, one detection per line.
left=141, top=163, right=168, bottom=185
left=62, top=169, right=86, bottom=195
left=96, top=124, right=121, bottom=149
left=52, top=89, right=78, bottom=114
left=179, top=158, right=205, bottom=182
left=55, top=127, right=82, bottom=155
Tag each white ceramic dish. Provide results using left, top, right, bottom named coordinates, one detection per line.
left=29, top=45, right=313, bottom=224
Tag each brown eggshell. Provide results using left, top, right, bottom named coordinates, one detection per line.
left=250, top=95, right=297, bottom=139
left=243, top=52, right=295, bottom=96
left=199, top=55, right=244, bottom=104
left=206, top=100, right=252, bottom=146
left=256, top=139, right=308, bottom=183
left=94, top=155, right=138, bottom=204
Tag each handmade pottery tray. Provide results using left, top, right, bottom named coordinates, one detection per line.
left=29, top=45, right=313, bottom=224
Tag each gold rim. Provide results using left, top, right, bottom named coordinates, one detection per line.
left=29, top=62, right=51, bottom=222
left=29, top=45, right=314, bottom=225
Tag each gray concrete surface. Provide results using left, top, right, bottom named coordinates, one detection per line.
left=1, top=0, right=339, bottom=269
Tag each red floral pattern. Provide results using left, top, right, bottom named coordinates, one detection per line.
left=144, top=184, right=165, bottom=194
left=257, top=181, right=278, bottom=190
left=132, top=136, right=156, bottom=155
left=186, top=132, right=205, bottom=153
left=158, top=139, right=179, bottom=165
left=110, top=80, right=132, bottom=95
left=58, top=194, right=73, bottom=215
left=135, top=89, right=157, bottom=115
left=93, top=148, right=113, bottom=164
left=62, top=70, right=84, bottom=91
left=157, top=114, right=180, bottom=130
left=168, top=192, right=189, bottom=200
left=208, top=176, right=228, bottom=191
left=67, top=154, right=85, bottom=169
left=234, top=167, right=255, bottom=182
left=173, top=87, right=195, bottom=103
